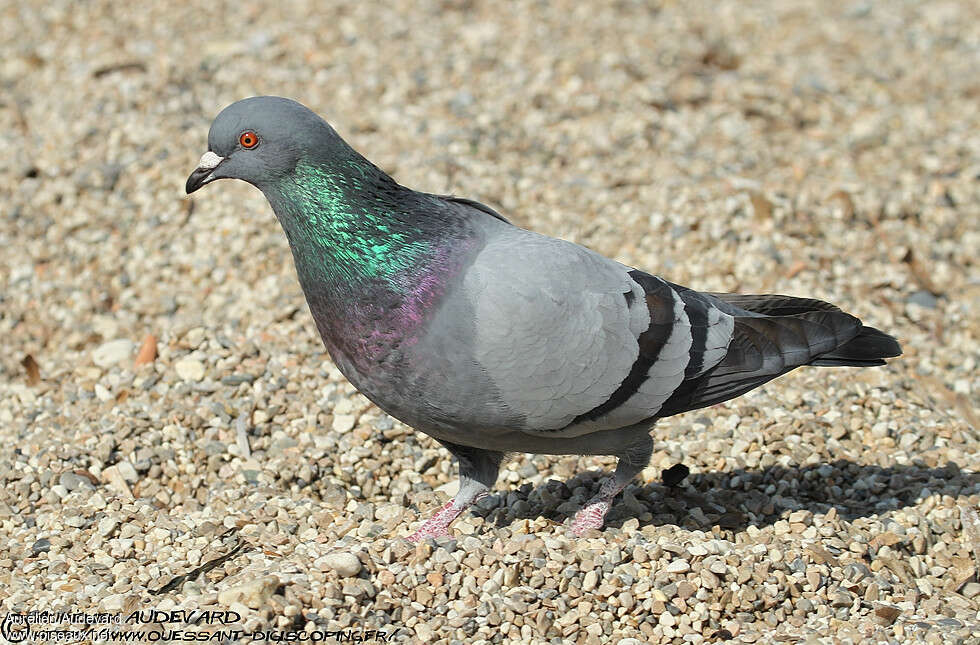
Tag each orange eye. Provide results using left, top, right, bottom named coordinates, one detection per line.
left=239, top=131, right=259, bottom=149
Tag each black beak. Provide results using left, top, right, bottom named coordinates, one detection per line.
left=185, top=151, right=225, bottom=194
left=185, top=167, right=212, bottom=194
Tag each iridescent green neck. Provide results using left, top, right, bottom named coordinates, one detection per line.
left=272, top=160, right=432, bottom=285
left=266, top=158, right=477, bottom=372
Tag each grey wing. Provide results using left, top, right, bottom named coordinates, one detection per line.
left=463, top=231, right=735, bottom=437
left=561, top=272, right=735, bottom=435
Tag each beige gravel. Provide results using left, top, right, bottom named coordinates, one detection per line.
left=1, top=0, right=979, bottom=643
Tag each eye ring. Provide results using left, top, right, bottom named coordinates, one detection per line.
left=239, top=131, right=259, bottom=149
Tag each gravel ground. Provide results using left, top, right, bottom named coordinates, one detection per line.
left=2, top=0, right=979, bottom=643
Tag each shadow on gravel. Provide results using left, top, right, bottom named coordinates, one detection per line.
left=474, top=460, right=980, bottom=534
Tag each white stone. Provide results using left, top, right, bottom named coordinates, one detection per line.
left=218, top=576, right=279, bottom=609
left=688, top=543, right=708, bottom=556
left=332, top=414, right=356, bottom=433
left=185, top=327, right=205, bottom=348
left=116, top=460, right=138, bottom=483
left=93, top=339, right=135, bottom=368
left=175, top=358, right=205, bottom=381
left=94, top=553, right=115, bottom=568
left=98, top=517, right=119, bottom=537
left=317, top=552, right=362, bottom=577
left=582, top=569, right=598, bottom=592
left=375, top=504, right=405, bottom=524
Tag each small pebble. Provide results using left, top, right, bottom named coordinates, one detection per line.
left=666, top=560, right=691, bottom=574
left=317, top=552, right=363, bottom=577
left=217, top=576, right=280, bottom=609
left=31, top=538, right=51, bottom=556
left=92, top=339, right=135, bottom=368
left=175, top=358, right=205, bottom=381
left=59, top=472, right=95, bottom=492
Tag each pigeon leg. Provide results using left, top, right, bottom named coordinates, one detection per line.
left=571, top=436, right=653, bottom=536
left=408, top=442, right=503, bottom=544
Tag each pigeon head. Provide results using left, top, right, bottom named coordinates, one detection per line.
left=186, top=96, right=340, bottom=194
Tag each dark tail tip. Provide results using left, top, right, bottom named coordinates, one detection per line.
left=810, top=326, right=902, bottom=367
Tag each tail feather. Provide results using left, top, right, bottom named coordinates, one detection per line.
left=656, top=294, right=902, bottom=418
left=707, top=292, right=842, bottom=316
left=707, top=291, right=902, bottom=366
left=810, top=325, right=902, bottom=367
left=658, top=309, right=862, bottom=416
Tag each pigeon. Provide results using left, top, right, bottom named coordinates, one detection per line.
left=187, top=97, right=902, bottom=541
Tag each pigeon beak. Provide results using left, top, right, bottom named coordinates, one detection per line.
left=185, top=151, right=225, bottom=194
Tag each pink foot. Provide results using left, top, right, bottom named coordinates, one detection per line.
left=407, top=501, right=460, bottom=544
left=571, top=499, right=613, bottom=536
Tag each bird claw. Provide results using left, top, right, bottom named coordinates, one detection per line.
left=407, top=525, right=450, bottom=544
left=408, top=518, right=449, bottom=544
left=407, top=500, right=458, bottom=544
left=570, top=499, right=612, bottom=537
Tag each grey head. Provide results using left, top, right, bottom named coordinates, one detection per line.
left=185, top=96, right=346, bottom=194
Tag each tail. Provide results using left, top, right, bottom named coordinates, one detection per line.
left=655, top=291, right=902, bottom=418
left=707, top=292, right=903, bottom=368
left=809, top=325, right=902, bottom=367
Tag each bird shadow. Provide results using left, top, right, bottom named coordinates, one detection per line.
left=471, top=460, right=979, bottom=535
